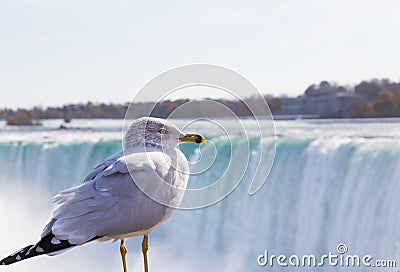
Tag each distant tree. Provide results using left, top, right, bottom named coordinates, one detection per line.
left=349, top=102, right=376, bottom=118
left=305, top=81, right=343, bottom=96
left=6, top=109, right=41, bottom=126
left=266, top=97, right=282, bottom=114
left=304, top=84, right=317, bottom=95
left=355, top=80, right=383, bottom=101
left=373, top=90, right=397, bottom=117
left=320, top=81, right=331, bottom=88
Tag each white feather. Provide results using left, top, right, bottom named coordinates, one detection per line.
left=41, top=118, right=190, bottom=248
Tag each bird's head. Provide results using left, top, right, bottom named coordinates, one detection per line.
left=124, top=117, right=206, bottom=150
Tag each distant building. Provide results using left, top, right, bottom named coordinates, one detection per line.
left=280, top=82, right=364, bottom=118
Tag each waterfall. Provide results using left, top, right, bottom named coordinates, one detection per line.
left=0, top=127, right=399, bottom=272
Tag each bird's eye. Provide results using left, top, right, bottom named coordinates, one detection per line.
left=159, top=128, right=167, bottom=134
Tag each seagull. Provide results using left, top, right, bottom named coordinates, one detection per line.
left=0, top=117, right=206, bottom=272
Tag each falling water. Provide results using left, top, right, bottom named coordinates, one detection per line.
left=0, top=119, right=399, bottom=272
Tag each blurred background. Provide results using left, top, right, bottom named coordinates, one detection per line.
left=1, top=1, right=400, bottom=271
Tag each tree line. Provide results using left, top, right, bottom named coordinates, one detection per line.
left=1, top=78, right=400, bottom=125
left=0, top=98, right=282, bottom=126
left=349, top=79, right=400, bottom=118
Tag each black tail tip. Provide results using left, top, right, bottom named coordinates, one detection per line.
left=0, top=232, right=77, bottom=266
left=1, top=244, right=33, bottom=265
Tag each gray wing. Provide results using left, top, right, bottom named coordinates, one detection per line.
left=82, top=151, right=123, bottom=182
left=42, top=151, right=174, bottom=245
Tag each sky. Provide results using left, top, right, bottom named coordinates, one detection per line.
left=1, top=0, right=399, bottom=108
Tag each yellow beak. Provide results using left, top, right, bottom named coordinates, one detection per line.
left=179, top=133, right=206, bottom=144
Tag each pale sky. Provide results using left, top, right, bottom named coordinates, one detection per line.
left=1, top=0, right=399, bottom=108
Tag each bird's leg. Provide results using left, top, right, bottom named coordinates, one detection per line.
left=120, top=239, right=128, bottom=272
left=142, top=235, right=149, bottom=272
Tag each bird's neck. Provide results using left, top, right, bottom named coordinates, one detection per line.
left=123, top=142, right=176, bottom=153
